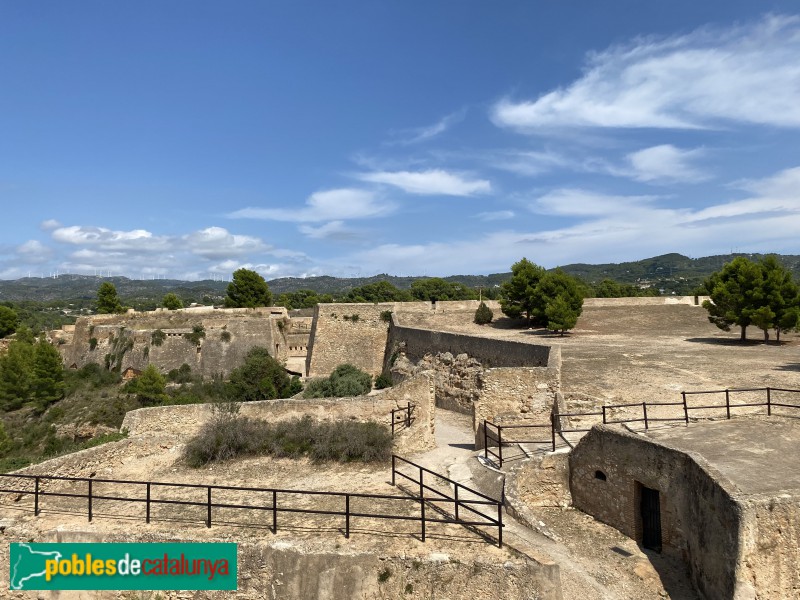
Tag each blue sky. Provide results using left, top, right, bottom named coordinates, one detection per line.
left=1, top=1, right=799, bottom=280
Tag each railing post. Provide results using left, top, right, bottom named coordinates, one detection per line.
left=391, top=411, right=395, bottom=436
left=550, top=413, right=556, bottom=452
left=642, top=402, right=648, bottom=430
left=419, top=465, right=426, bottom=542
left=498, top=427, right=503, bottom=467
left=454, top=485, right=459, bottom=522
left=345, top=494, right=350, bottom=539
left=391, top=455, right=396, bottom=486
left=483, top=421, right=488, bottom=460
left=682, top=392, right=689, bottom=424
left=146, top=483, right=151, bottom=524
left=498, top=503, right=503, bottom=548
left=406, top=402, right=411, bottom=427
left=206, top=486, right=212, bottom=528
left=88, top=479, right=93, bottom=522
left=725, top=389, right=731, bottom=419
left=602, top=405, right=607, bottom=424
left=272, top=490, right=277, bottom=533
left=34, top=477, right=40, bottom=516
left=767, top=387, right=772, bottom=416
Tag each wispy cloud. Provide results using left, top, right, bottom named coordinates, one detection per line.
left=476, top=210, right=515, bottom=221
left=182, top=227, right=266, bottom=259
left=389, top=109, right=467, bottom=145
left=299, top=220, right=361, bottom=241
left=356, top=169, right=491, bottom=196
left=228, top=188, right=393, bottom=222
left=492, top=14, right=800, bottom=131
left=625, top=144, right=709, bottom=183
left=532, top=189, right=658, bottom=216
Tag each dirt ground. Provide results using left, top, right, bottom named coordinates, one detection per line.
left=3, top=303, right=793, bottom=598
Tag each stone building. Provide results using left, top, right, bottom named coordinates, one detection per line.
left=569, top=416, right=800, bottom=599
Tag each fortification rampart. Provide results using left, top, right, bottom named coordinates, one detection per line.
left=583, top=295, right=710, bottom=307
left=122, top=372, right=437, bottom=455
left=60, top=307, right=303, bottom=378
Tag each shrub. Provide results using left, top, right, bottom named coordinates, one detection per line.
left=124, top=364, right=167, bottom=405
left=474, top=302, right=494, bottom=325
left=380, top=310, right=393, bottom=323
left=374, top=374, right=393, bottom=389
left=227, top=347, right=301, bottom=401
left=220, top=330, right=231, bottom=343
left=167, top=363, right=193, bottom=384
left=183, top=325, right=206, bottom=346
left=151, top=329, right=166, bottom=347
left=303, top=363, right=372, bottom=398
left=89, top=337, right=98, bottom=350
left=183, top=414, right=392, bottom=467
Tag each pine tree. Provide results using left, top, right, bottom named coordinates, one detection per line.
left=474, top=302, right=494, bottom=325
left=499, top=258, right=546, bottom=322
left=96, top=282, right=124, bottom=314
left=0, top=336, right=35, bottom=410
left=545, top=294, right=579, bottom=335
left=224, top=269, right=273, bottom=308
left=32, top=337, right=65, bottom=411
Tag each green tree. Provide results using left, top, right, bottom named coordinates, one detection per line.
left=474, top=302, right=493, bottom=325
left=96, top=282, right=124, bottom=314
left=758, top=255, right=800, bottom=343
left=162, top=293, right=184, bottom=310
left=276, top=289, right=334, bottom=309
left=227, top=347, right=301, bottom=401
left=125, top=364, right=168, bottom=405
left=545, top=295, right=580, bottom=335
left=0, top=334, right=35, bottom=410
left=344, top=281, right=411, bottom=303
left=533, top=269, right=584, bottom=327
left=702, top=257, right=765, bottom=341
left=0, top=306, right=19, bottom=338
left=499, top=258, right=546, bottom=322
left=32, top=337, right=65, bottom=410
left=224, top=269, right=273, bottom=308
left=303, top=363, right=372, bottom=398
left=409, top=278, right=476, bottom=301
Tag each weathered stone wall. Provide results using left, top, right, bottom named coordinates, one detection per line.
left=306, top=303, right=392, bottom=377
left=737, top=494, right=800, bottom=599
left=59, top=307, right=302, bottom=379
left=122, top=372, right=437, bottom=455
left=569, top=425, right=741, bottom=599
left=0, top=527, right=563, bottom=600
left=388, top=315, right=551, bottom=368
left=583, top=295, right=710, bottom=307
left=507, top=452, right=572, bottom=511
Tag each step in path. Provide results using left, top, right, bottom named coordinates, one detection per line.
left=411, top=409, right=697, bottom=600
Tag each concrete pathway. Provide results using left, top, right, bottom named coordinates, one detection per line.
left=413, top=409, right=697, bottom=600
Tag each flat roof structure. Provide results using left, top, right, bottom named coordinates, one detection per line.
left=644, top=417, right=800, bottom=496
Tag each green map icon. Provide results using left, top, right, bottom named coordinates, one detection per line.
left=10, top=543, right=63, bottom=590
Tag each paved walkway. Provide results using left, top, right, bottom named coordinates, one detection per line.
left=413, top=409, right=697, bottom=600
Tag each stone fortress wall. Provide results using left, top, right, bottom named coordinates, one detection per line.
left=59, top=306, right=301, bottom=379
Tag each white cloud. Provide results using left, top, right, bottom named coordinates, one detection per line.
left=40, top=219, right=61, bottom=231
left=298, top=220, right=360, bottom=241
left=182, top=227, right=266, bottom=259
left=16, top=240, right=53, bottom=263
left=228, top=188, right=393, bottom=222
left=476, top=210, right=515, bottom=221
left=492, top=150, right=571, bottom=176
left=626, top=145, right=709, bottom=183
left=492, top=14, right=800, bottom=131
left=391, top=109, right=467, bottom=145
left=356, top=169, right=491, bottom=196
left=532, top=189, right=658, bottom=216
left=51, top=225, right=171, bottom=251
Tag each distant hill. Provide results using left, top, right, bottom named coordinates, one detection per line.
left=0, top=253, right=797, bottom=305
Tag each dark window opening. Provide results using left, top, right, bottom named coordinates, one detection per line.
left=594, top=470, right=607, bottom=481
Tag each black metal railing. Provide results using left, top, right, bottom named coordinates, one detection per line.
left=390, top=402, right=415, bottom=436
left=483, top=387, right=800, bottom=467
left=0, top=454, right=502, bottom=546
left=391, top=455, right=503, bottom=547
left=483, top=417, right=555, bottom=467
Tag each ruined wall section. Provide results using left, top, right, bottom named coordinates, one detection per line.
left=387, top=316, right=551, bottom=368
left=306, top=303, right=393, bottom=377
left=569, top=425, right=741, bottom=599
left=61, top=307, right=296, bottom=378
left=122, top=371, right=437, bottom=455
